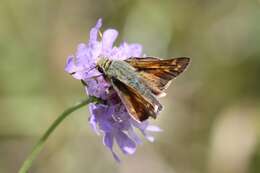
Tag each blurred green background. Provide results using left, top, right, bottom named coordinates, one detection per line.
left=1, top=0, right=260, bottom=172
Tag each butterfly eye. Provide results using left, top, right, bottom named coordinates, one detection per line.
left=97, top=66, right=104, bottom=73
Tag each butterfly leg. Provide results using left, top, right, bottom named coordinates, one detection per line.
left=81, top=74, right=104, bottom=87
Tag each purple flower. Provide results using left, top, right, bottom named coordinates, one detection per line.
left=65, top=19, right=162, bottom=161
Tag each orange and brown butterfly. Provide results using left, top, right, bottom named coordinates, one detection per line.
left=96, top=56, right=190, bottom=122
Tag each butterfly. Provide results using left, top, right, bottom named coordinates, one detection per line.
left=96, top=56, right=190, bottom=122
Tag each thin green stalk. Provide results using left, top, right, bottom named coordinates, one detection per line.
left=18, top=96, right=101, bottom=173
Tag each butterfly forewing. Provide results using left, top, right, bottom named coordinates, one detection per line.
left=125, top=57, right=190, bottom=96
left=111, top=78, right=158, bottom=122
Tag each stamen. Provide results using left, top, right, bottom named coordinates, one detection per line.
left=98, top=31, right=103, bottom=39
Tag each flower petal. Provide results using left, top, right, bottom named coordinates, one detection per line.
left=88, top=105, right=100, bottom=135
left=71, top=71, right=85, bottom=80
left=128, top=43, right=143, bottom=57
left=89, top=18, right=102, bottom=42
left=127, top=126, right=142, bottom=145
left=103, top=132, right=120, bottom=162
left=146, top=125, right=163, bottom=132
left=65, top=55, right=77, bottom=74
left=115, top=131, right=136, bottom=155
left=76, top=43, right=94, bottom=67
left=144, top=134, right=155, bottom=142
left=102, top=29, right=118, bottom=54
left=131, top=120, right=156, bottom=142
left=115, top=42, right=143, bottom=59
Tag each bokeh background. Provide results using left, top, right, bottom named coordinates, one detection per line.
left=1, top=0, right=260, bottom=172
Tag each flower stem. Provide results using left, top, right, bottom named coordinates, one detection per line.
left=18, top=96, right=101, bottom=173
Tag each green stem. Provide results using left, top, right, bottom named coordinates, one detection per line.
left=18, top=96, right=101, bottom=173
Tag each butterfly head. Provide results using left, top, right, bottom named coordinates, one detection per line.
left=96, top=57, right=111, bottom=73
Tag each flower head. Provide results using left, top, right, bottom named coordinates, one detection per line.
left=65, top=19, right=161, bottom=161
